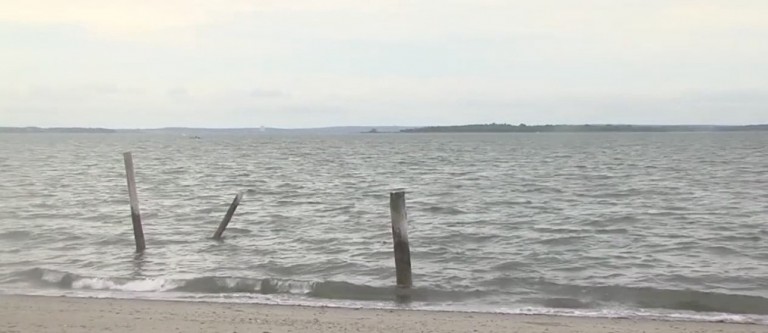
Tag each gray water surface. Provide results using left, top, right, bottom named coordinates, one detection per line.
left=1, top=132, right=767, bottom=322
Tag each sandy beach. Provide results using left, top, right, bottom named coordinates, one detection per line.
left=0, top=295, right=766, bottom=333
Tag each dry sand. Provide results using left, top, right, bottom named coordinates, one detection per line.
left=1, top=295, right=767, bottom=333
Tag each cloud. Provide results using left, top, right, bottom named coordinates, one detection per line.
left=250, top=88, right=286, bottom=98
left=167, top=87, right=191, bottom=102
left=0, top=1, right=244, bottom=37
left=1, top=1, right=767, bottom=127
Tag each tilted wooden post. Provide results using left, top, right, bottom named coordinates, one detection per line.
left=389, top=191, right=412, bottom=288
left=123, top=152, right=145, bottom=252
left=212, top=192, right=243, bottom=240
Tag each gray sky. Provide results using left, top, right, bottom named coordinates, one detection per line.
left=1, top=0, right=767, bottom=128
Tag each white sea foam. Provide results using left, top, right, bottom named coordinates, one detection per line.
left=72, top=278, right=179, bottom=292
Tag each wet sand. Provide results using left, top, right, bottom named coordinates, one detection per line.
left=1, top=295, right=767, bottom=333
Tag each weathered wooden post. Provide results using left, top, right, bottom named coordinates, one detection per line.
left=389, top=191, right=412, bottom=289
left=212, top=192, right=243, bottom=240
left=123, top=152, right=145, bottom=252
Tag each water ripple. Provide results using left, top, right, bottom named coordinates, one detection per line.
left=1, top=132, right=767, bottom=319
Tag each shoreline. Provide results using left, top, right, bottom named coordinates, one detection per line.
left=2, top=295, right=768, bottom=333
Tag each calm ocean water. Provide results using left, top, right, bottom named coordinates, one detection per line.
left=1, top=132, right=767, bottom=323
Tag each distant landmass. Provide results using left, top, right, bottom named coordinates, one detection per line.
left=401, top=124, right=768, bottom=133
left=3, top=124, right=768, bottom=134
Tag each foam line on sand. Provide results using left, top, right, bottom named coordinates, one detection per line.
left=1, top=295, right=767, bottom=333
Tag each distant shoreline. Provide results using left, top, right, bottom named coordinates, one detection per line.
left=1, top=124, right=767, bottom=134
left=401, top=124, right=768, bottom=133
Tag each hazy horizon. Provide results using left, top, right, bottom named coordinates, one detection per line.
left=3, top=123, right=768, bottom=131
left=2, top=1, right=767, bottom=127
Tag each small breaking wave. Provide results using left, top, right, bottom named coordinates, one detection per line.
left=1, top=268, right=483, bottom=303
left=484, top=276, right=768, bottom=315
left=4, top=267, right=768, bottom=324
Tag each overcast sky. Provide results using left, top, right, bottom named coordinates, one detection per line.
left=1, top=1, right=767, bottom=128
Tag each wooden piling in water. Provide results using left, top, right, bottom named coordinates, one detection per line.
left=389, top=191, right=412, bottom=288
left=212, top=192, right=243, bottom=240
left=123, top=152, right=145, bottom=252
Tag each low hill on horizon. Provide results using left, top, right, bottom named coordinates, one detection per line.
left=401, top=123, right=768, bottom=133
left=3, top=124, right=768, bottom=134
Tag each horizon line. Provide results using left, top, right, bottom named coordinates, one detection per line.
left=3, top=123, right=768, bottom=130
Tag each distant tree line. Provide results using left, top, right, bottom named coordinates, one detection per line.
left=400, top=123, right=768, bottom=133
